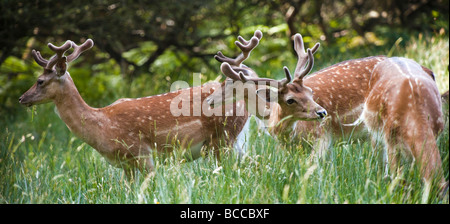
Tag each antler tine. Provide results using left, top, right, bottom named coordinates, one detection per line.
left=31, top=50, right=48, bottom=67
left=214, top=51, right=242, bottom=65
left=235, top=36, right=259, bottom=60
left=238, top=70, right=286, bottom=88
left=237, top=30, right=263, bottom=45
left=293, top=33, right=319, bottom=79
left=282, top=66, right=293, bottom=85
left=244, top=66, right=292, bottom=88
left=221, top=62, right=275, bottom=85
left=220, top=62, right=286, bottom=89
left=253, top=30, right=263, bottom=40
left=214, top=37, right=258, bottom=66
left=230, top=66, right=257, bottom=77
left=214, top=30, right=262, bottom=67
left=240, top=74, right=279, bottom=87
left=67, top=39, right=94, bottom=63
left=48, top=40, right=72, bottom=57
left=297, top=49, right=315, bottom=79
left=46, top=40, right=73, bottom=70
left=220, top=62, right=242, bottom=80
left=310, top=42, right=320, bottom=54
left=221, top=59, right=291, bottom=90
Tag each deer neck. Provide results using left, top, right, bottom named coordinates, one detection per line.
left=52, top=74, right=103, bottom=145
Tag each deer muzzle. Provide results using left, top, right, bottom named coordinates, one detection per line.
left=316, top=109, right=327, bottom=119
left=19, top=94, right=33, bottom=107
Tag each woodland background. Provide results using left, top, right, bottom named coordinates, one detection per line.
left=1, top=0, right=448, bottom=116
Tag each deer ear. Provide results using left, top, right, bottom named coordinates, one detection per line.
left=256, top=87, right=278, bottom=103
left=421, top=65, right=435, bottom=81
left=55, top=56, right=67, bottom=76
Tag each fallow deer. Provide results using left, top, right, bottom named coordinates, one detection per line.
left=19, top=37, right=262, bottom=178
left=211, top=30, right=447, bottom=190
left=362, top=57, right=445, bottom=189
left=296, top=56, right=446, bottom=190
left=208, top=31, right=327, bottom=140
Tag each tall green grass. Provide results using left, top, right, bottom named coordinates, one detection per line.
left=1, top=34, right=448, bottom=204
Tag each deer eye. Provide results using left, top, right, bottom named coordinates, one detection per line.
left=37, top=79, right=44, bottom=85
left=286, top=99, right=296, bottom=105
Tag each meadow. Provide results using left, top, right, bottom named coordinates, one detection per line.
left=0, top=33, right=448, bottom=204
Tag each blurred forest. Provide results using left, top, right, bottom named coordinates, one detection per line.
left=0, top=0, right=449, bottom=117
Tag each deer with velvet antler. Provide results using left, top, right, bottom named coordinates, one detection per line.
left=209, top=30, right=447, bottom=192
left=208, top=31, right=327, bottom=132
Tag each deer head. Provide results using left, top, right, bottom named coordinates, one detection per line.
left=217, top=32, right=327, bottom=121
left=19, top=39, right=94, bottom=107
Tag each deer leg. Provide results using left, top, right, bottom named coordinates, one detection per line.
left=204, top=136, right=222, bottom=161
left=368, top=130, right=391, bottom=177
left=307, top=128, right=332, bottom=163
left=409, top=131, right=446, bottom=191
left=123, top=166, right=137, bottom=182
left=384, top=141, right=401, bottom=180
left=138, top=155, right=155, bottom=175
left=315, top=132, right=332, bottom=159
left=233, top=117, right=251, bottom=158
left=382, top=121, right=409, bottom=179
